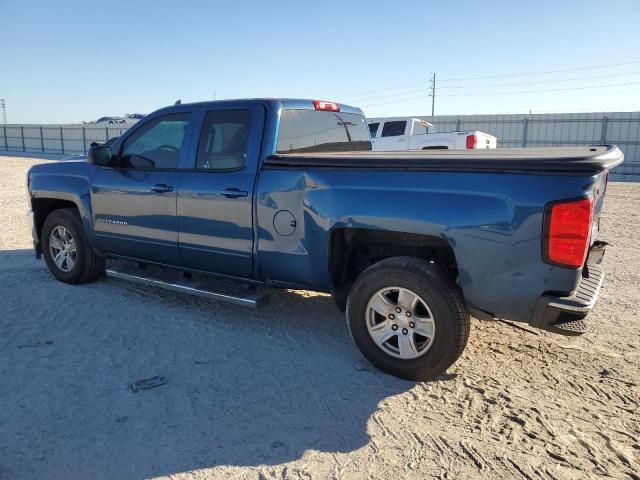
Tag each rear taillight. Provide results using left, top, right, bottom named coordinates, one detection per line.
left=544, top=198, right=593, bottom=268
left=466, top=134, right=477, bottom=149
left=313, top=100, right=340, bottom=112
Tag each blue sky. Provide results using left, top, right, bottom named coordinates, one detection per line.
left=1, top=0, right=640, bottom=123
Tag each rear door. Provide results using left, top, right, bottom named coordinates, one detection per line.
left=373, top=120, right=409, bottom=151
left=91, top=110, right=194, bottom=265
left=176, top=103, right=265, bottom=278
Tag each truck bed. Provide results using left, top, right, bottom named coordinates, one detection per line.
left=265, top=145, right=623, bottom=174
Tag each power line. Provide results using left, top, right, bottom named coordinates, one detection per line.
left=362, top=87, right=640, bottom=114
left=334, top=80, right=429, bottom=100
left=454, top=102, right=640, bottom=115
left=449, top=89, right=640, bottom=109
left=361, top=95, right=447, bottom=108
left=340, top=88, right=431, bottom=103
left=358, top=82, right=640, bottom=108
left=333, top=60, right=640, bottom=100
left=438, top=60, right=640, bottom=82
left=450, top=97, right=640, bottom=113
left=437, top=70, right=640, bottom=89
left=438, top=81, right=640, bottom=97
left=463, top=105, right=640, bottom=115
left=339, top=71, right=640, bottom=104
left=342, top=71, right=640, bottom=105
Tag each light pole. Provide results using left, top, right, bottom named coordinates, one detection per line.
left=0, top=99, right=6, bottom=124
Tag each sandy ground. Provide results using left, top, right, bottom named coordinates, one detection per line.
left=0, top=155, right=638, bottom=480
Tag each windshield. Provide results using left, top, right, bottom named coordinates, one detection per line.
left=276, top=109, right=372, bottom=154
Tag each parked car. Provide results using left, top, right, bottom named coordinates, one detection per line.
left=368, top=117, right=497, bottom=150
left=27, top=98, right=622, bottom=380
left=96, top=116, right=127, bottom=125
left=89, top=137, right=120, bottom=148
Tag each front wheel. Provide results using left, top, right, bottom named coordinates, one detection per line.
left=346, top=256, right=470, bottom=381
left=41, top=208, right=105, bottom=284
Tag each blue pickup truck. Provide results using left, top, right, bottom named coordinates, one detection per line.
left=27, top=99, right=623, bottom=380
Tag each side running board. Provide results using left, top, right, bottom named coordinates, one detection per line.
left=105, top=261, right=269, bottom=309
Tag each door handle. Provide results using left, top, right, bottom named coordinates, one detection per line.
left=220, top=188, right=248, bottom=198
left=150, top=184, right=174, bottom=193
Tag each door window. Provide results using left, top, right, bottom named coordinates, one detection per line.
left=368, top=122, right=380, bottom=138
left=276, top=110, right=371, bottom=153
left=381, top=121, right=407, bottom=137
left=120, top=113, right=191, bottom=169
left=196, top=109, right=252, bottom=170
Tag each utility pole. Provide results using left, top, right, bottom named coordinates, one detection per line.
left=0, top=99, right=6, bottom=124
left=429, top=73, right=436, bottom=117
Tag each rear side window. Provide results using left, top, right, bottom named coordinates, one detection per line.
left=368, top=122, right=380, bottom=138
left=196, top=109, right=251, bottom=170
left=276, top=110, right=371, bottom=154
left=381, top=121, right=407, bottom=137
left=120, top=113, right=190, bottom=169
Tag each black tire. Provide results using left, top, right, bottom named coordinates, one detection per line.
left=41, top=208, right=105, bottom=284
left=346, top=256, right=470, bottom=381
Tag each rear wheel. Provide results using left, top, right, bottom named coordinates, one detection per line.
left=346, top=256, right=469, bottom=381
left=42, top=208, right=105, bottom=284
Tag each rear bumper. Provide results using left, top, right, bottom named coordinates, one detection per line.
left=530, top=262, right=604, bottom=336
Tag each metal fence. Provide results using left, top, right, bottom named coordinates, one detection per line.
left=0, top=124, right=132, bottom=156
left=1, top=111, right=639, bottom=175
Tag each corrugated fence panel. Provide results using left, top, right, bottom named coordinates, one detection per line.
left=1, top=113, right=639, bottom=174
left=42, top=127, right=64, bottom=154
left=0, top=124, right=135, bottom=155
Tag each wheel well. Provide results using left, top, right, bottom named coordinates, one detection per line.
left=32, top=198, right=79, bottom=243
left=329, top=228, right=458, bottom=295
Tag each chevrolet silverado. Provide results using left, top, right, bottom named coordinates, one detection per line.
left=27, top=99, right=623, bottom=380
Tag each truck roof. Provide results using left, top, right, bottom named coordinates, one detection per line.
left=367, top=117, right=423, bottom=123
left=152, top=98, right=365, bottom=116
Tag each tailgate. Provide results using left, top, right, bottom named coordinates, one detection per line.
left=476, top=132, right=497, bottom=149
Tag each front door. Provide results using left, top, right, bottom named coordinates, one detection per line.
left=91, top=111, right=194, bottom=266
left=177, top=104, right=265, bottom=278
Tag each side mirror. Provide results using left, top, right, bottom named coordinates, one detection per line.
left=88, top=145, right=113, bottom=166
